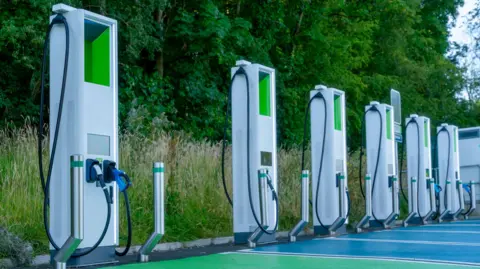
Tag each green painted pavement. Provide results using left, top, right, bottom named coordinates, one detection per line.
left=110, top=253, right=475, bottom=269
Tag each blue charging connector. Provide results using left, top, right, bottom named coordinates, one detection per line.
left=103, top=160, right=132, bottom=192
left=463, top=183, right=471, bottom=194
left=112, top=168, right=132, bottom=192
left=434, top=184, right=442, bottom=194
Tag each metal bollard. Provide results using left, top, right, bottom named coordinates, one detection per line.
left=438, top=180, right=451, bottom=223
left=385, top=176, right=399, bottom=228
left=288, top=170, right=309, bottom=242
left=138, top=162, right=165, bottom=262
left=258, top=170, right=270, bottom=228
left=329, top=172, right=346, bottom=234
left=356, top=174, right=372, bottom=233
left=248, top=169, right=270, bottom=248
left=459, top=180, right=465, bottom=212
left=53, top=155, right=84, bottom=269
left=453, top=179, right=465, bottom=219
left=403, top=177, right=418, bottom=227
left=422, top=178, right=435, bottom=224
left=465, top=181, right=477, bottom=219
left=393, top=177, right=400, bottom=216
left=471, top=182, right=477, bottom=213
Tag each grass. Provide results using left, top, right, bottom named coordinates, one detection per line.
left=0, top=126, right=408, bottom=257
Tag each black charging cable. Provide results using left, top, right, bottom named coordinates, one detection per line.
left=115, top=175, right=132, bottom=257
left=221, top=66, right=279, bottom=235
left=400, top=118, right=424, bottom=218
left=358, top=105, right=384, bottom=226
left=299, top=91, right=329, bottom=230
left=38, top=14, right=112, bottom=258
left=221, top=68, right=247, bottom=206
left=437, top=127, right=451, bottom=212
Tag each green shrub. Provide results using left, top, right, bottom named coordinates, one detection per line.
left=0, top=227, right=33, bottom=267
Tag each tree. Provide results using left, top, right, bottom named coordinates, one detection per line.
left=0, top=0, right=477, bottom=147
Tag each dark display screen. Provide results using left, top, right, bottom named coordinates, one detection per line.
left=261, top=151, right=272, bottom=166
left=459, top=129, right=480, bottom=140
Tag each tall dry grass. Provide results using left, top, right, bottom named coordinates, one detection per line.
left=0, top=126, right=406, bottom=255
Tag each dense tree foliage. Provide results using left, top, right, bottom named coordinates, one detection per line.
left=465, top=0, right=480, bottom=114
left=1, top=0, right=478, bottom=149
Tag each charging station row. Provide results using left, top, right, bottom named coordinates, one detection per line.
left=41, top=3, right=479, bottom=268
left=225, top=60, right=477, bottom=245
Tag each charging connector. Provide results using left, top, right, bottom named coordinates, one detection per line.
left=86, top=159, right=114, bottom=206
left=86, top=159, right=102, bottom=182
left=102, top=160, right=132, bottom=256
left=103, top=160, right=132, bottom=192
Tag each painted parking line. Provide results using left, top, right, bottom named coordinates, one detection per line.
left=111, top=252, right=480, bottom=269
left=397, top=225, right=480, bottom=232
left=451, top=220, right=480, bottom=224
left=325, top=237, right=480, bottom=247
left=240, top=250, right=480, bottom=267
left=390, top=229, right=480, bottom=234
left=236, top=250, right=479, bottom=266
left=252, top=236, right=480, bottom=265
left=338, top=229, right=480, bottom=243
left=431, top=224, right=480, bottom=227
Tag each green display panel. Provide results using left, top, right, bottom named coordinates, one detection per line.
left=259, top=71, right=271, bottom=116
left=386, top=108, right=392, bottom=140
left=334, top=94, right=342, bottom=131
left=424, top=120, right=429, bottom=148
left=85, top=20, right=110, bottom=86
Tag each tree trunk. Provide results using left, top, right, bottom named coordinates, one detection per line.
left=99, top=0, right=106, bottom=15
left=237, top=0, right=241, bottom=16
left=294, top=0, right=311, bottom=36
left=155, top=6, right=165, bottom=78
left=156, top=51, right=164, bottom=78
left=294, top=11, right=304, bottom=36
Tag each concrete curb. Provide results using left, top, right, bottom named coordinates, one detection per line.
left=32, top=255, right=50, bottom=266
left=28, top=229, right=314, bottom=266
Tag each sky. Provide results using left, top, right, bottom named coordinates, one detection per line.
left=450, top=0, right=476, bottom=48
left=449, top=0, right=477, bottom=99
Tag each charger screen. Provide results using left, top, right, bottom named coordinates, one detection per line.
left=261, top=151, right=272, bottom=166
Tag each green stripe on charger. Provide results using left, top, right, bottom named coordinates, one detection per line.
left=153, top=167, right=164, bottom=173
left=70, top=161, right=84, bottom=168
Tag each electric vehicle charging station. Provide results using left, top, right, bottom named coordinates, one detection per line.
left=46, top=4, right=120, bottom=266
left=403, top=115, right=434, bottom=226
left=309, top=85, right=348, bottom=236
left=36, top=4, right=152, bottom=267
left=225, top=60, right=278, bottom=247
left=458, top=127, right=480, bottom=218
left=437, top=124, right=464, bottom=222
left=365, top=101, right=399, bottom=228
